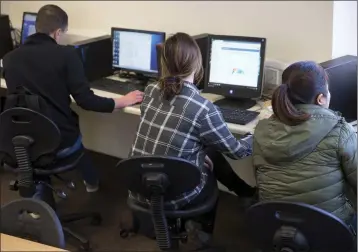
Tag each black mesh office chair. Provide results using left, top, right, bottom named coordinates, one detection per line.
left=117, top=156, right=219, bottom=251
left=246, top=201, right=356, bottom=252
left=0, top=107, right=102, bottom=251
left=1, top=198, right=65, bottom=249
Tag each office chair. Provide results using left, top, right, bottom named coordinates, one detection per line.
left=1, top=198, right=65, bottom=249
left=117, top=156, right=219, bottom=251
left=246, top=201, right=356, bottom=252
left=0, top=107, right=102, bottom=251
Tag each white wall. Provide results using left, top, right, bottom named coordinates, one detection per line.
left=332, top=1, right=357, bottom=58
left=2, top=1, right=333, bottom=63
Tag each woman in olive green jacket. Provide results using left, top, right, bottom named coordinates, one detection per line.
left=253, top=61, right=357, bottom=226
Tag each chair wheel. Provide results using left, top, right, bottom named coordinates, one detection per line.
left=79, top=242, right=91, bottom=252
left=119, top=229, right=130, bottom=239
left=90, top=215, right=102, bottom=226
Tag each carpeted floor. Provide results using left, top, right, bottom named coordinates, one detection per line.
left=0, top=151, right=255, bottom=252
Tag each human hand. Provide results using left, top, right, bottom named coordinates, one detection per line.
left=115, top=90, right=144, bottom=108
left=204, top=155, right=213, bottom=171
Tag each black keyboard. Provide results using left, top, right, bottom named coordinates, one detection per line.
left=218, top=107, right=260, bottom=125
left=90, top=78, right=145, bottom=95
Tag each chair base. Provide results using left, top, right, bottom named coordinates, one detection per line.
left=60, top=212, right=102, bottom=251
left=120, top=204, right=218, bottom=251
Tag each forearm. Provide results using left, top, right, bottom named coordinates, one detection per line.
left=114, top=97, right=130, bottom=109
left=222, top=136, right=253, bottom=160
left=74, top=91, right=115, bottom=112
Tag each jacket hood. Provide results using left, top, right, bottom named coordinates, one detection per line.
left=254, top=104, right=342, bottom=164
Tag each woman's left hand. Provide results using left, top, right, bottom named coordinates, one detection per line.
left=204, top=155, right=213, bottom=171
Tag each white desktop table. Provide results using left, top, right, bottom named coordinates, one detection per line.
left=0, top=76, right=271, bottom=188
left=2, top=77, right=356, bottom=190
left=0, top=233, right=67, bottom=251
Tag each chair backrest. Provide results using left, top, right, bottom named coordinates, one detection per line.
left=246, top=201, right=355, bottom=252
left=1, top=198, right=65, bottom=249
left=117, top=155, right=201, bottom=202
left=0, top=107, right=61, bottom=167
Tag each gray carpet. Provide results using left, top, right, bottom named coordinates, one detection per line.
left=0, top=151, right=255, bottom=251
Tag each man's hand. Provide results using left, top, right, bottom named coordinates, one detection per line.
left=204, top=155, right=213, bottom=171
left=114, top=90, right=144, bottom=109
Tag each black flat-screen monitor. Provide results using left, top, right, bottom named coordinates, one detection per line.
left=72, top=35, right=113, bottom=82
left=204, top=34, right=266, bottom=110
left=321, top=55, right=357, bottom=123
left=111, top=27, right=165, bottom=77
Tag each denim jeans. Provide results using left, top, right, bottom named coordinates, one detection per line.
left=351, top=215, right=357, bottom=235
left=76, top=147, right=99, bottom=186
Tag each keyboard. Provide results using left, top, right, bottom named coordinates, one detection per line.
left=218, top=107, right=260, bottom=125
left=90, top=78, right=145, bottom=95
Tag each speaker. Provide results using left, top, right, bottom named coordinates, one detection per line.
left=320, top=55, right=357, bottom=123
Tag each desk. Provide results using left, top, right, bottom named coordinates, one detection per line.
left=0, top=77, right=272, bottom=135
left=3, top=76, right=357, bottom=191
left=0, top=233, right=67, bottom=251
left=0, top=76, right=270, bottom=188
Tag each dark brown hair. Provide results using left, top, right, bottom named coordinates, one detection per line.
left=159, top=32, right=203, bottom=100
left=272, top=61, right=329, bottom=126
left=36, top=5, right=68, bottom=35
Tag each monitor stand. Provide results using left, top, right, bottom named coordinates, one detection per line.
left=213, top=97, right=257, bottom=110
left=118, top=72, right=149, bottom=86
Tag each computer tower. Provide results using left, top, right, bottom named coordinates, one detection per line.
left=71, top=35, right=114, bottom=82
left=0, top=15, right=13, bottom=60
left=320, top=55, right=357, bottom=123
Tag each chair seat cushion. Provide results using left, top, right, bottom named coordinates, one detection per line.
left=0, top=135, right=82, bottom=169
left=128, top=186, right=219, bottom=219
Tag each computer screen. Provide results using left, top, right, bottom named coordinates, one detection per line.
left=208, top=38, right=264, bottom=91
left=111, top=28, right=165, bottom=75
left=21, top=12, right=37, bottom=44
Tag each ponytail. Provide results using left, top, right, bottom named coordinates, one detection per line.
left=159, top=76, right=184, bottom=100
left=272, top=84, right=311, bottom=126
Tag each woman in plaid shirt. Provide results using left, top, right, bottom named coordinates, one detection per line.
left=130, top=32, right=256, bottom=209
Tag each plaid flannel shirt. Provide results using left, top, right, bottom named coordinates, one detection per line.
left=129, top=82, right=252, bottom=210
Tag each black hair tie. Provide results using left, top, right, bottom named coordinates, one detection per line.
left=165, top=76, right=180, bottom=83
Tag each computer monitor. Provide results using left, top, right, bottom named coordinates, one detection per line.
left=21, top=12, right=37, bottom=44
left=204, top=35, right=266, bottom=110
left=111, top=27, right=165, bottom=77
left=72, top=35, right=113, bottom=82
left=320, top=55, right=357, bottom=123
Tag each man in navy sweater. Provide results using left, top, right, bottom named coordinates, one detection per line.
left=2, top=4, right=143, bottom=192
